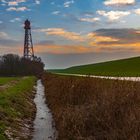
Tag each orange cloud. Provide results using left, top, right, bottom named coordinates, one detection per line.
left=35, top=28, right=85, bottom=42
left=34, top=43, right=140, bottom=54
left=89, top=41, right=140, bottom=52
left=34, top=28, right=140, bottom=54
left=34, top=44, right=93, bottom=54
left=87, top=32, right=119, bottom=43
left=86, top=29, right=140, bottom=52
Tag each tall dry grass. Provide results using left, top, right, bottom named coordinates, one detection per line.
left=42, top=73, right=140, bottom=140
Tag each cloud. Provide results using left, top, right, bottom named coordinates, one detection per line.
left=87, top=32, right=118, bottom=43
left=64, top=0, right=74, bottom=8
left=35, top=0, right=40, bottom=5
left=0, top=32, right=22, bottom=54
left=8, top=0, right=26, bottom=6
left=51, top=2, right=55, bottom=5
left=89, top=28, right=140, bottom=51
left=79, top=17, right=100, bottom=23
left=35, top=28, right=85, bottom=42
left=35, top=44, right=94, bottom=54
left=0, top=32, right=21, bottom=47
left=8, top=1, right=18, bottom=6
left=34, top=27, right=140, bottom=54
left=34, top=28, right=140, bottom=54
left=1, top=0, right=6, bottom=3
left=95, top=28, right=140, bottom=42
left=35, top=41, right=138, bottom=55
left=52, top=11, right=60, bottom=15
left=134, top=8, right=140, bottom=15
left=0, top=32, right=10, bottom=39
left=10, top=17, right=21, bottom=22
left=97, top=10, right=130, bottom=21
left=37, top=40, right=55, bottom=45
left=0, top=39, right=20, bottom=47
left=6, top=6, right=29, bottom=12
left=98, top=46, right=136, bottom=52
left=104, top=0, right=135, bottom=6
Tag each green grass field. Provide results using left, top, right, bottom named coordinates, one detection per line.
left=50, top=56, right=140, bottom=77
left=0, top=76, right=36, bottom=140
left=0, top=77, right=20, bottom=85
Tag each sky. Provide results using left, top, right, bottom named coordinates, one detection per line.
left=1, top=0, right=140, bottom=69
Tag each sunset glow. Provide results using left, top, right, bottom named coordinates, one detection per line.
left=1, top=0, right=140, bottom=68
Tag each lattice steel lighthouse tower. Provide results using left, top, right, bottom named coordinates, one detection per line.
left=24, top=19, right=34, bottom=59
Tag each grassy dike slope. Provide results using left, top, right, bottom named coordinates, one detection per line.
left=0, top=77, right=36, bottom=140
left=51, top=56, right=140, bottom=77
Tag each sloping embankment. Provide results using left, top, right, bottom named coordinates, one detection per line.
left=0, top=77, right=36, bottom=140
left=51, top=56, right=140, bottom=77
left=42, top=73, right=140, bottom=140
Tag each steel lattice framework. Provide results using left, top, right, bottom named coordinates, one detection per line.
left=24, top=19, right=34, bottom=59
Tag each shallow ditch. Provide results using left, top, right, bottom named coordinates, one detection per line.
left=32, top=80, right=57, bottom=140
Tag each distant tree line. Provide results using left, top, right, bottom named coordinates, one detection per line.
left=0, top=54, right=44, bottom=77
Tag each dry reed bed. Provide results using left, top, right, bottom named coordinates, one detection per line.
left=42, top=73, right=140, bottom=140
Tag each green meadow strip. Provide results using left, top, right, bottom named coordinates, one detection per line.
left=0, top=77, right=20, bottom=86
left=0, top=76, right=36, bottom=140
